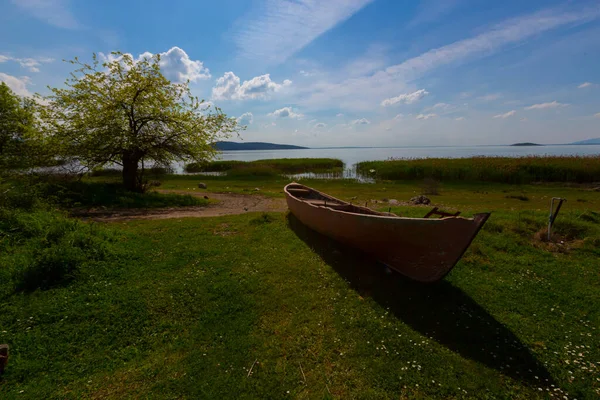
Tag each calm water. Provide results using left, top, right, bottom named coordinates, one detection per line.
left=215, top=145, right=600, bottom=167
left=167, top=145, right=598, bottom=179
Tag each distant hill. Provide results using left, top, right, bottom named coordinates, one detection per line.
left=511, top=142, right=543, bottom=146
left=570, top=138, right=600, bottom=145
left=214, top=141, right=308, bottom=151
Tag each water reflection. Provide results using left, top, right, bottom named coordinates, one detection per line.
left=185, top=171, right=226, bottom=177
left=286, top=169, right=374, bottom=183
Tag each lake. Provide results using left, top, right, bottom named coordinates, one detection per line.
left=215, top=145, right=600, bottom=167
left=171, top=144, right=600, bottom=179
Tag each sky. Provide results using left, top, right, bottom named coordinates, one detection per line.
left=1, top=0, right=600, bottom=147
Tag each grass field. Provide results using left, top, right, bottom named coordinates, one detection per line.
left=1, top=172, right=599, bottom=399
left=357, top=156, right=600, bottom=184
left=134, top=173, right=600, bottom=212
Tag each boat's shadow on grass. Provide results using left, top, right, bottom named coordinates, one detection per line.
left=287, top=214, right=553, bottom=386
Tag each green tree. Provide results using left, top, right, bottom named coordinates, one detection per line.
left=39, top=52, right=238, bottom=191
left=0, top=82, right=37, bottom=170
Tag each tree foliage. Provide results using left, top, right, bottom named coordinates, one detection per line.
left=39, top=52, right=239, bottom=191
left=0, top=82, right=38, bottom=170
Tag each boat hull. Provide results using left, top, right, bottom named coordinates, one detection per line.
left=285, top=183, right=489, bottom=283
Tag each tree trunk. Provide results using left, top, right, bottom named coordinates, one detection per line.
left=122, top=151, right=141, bottom=192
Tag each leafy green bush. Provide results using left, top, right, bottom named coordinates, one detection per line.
left=0, top=208, right=116, bottom=292
left=0, top=184, right=44, bottom=210
left=5, top=180, right=207, bottom=209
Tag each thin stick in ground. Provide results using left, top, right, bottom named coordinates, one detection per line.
left=299, top=362, right=307, bottom=384
left=247, top=359, right=257, bottom=377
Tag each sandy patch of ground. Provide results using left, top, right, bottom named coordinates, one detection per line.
left=73, top=191, right=287, bottom=221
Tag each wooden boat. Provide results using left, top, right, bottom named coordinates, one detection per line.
left=284, top=183, right=490, bottom=283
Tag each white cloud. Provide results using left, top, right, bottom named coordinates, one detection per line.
left=394, top=114, right=404, bottom=120
left=11, top=0, right=79, bottom=29
left=493, top=110, right=516, bottom=118
left=99, top=47, right=209, bottom=83
left=268, top=107, right=303, bottom=119
left=594, top=113, right=600, bottom=118
left=478, top=93, right=501, bottom=101
left=0, top=73, right=33, bottom=96
left=385, top=7, right=600, bottom=80
left=0, top=55, right=54, bottom=72
left=416, top=113, right=437, bottom=120
left=212, top=72, right=291, bottom=100
left=343, top=44, right=389, bottom=78
left=299, top=70, right=317, bottom=77
left=578, top=82, right=593, bottom=88
left=302, top=5, right=600, bottom=112
left=155, top=47, right=210, bottom=82
left=198, top=101, right=213, bottom=110
left=233, top=0, right=375, bottom=65
left=336, top=113, right=344, bottom=117
left=425, top=102, right=457, bottom=113
left=381, top=89, right=429, bottom=106
left=313, top=122, right=327, bottom=129
left=524, top=101, right=568, bottom=110
left=237, top=112, right=254, bottom=126
left=455, top=116, right=466, bottom=121
left=352, top=118, right=371, bottom=125
left=212, top=72, right=240, bottom=101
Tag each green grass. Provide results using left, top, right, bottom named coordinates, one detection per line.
left=0, top=208, right=117, bottom=293
left=0, top=209, right=598, bottom=398
left=185, top=158, right=344, bottom=174
left=132, top=173, right=600, bottom=213
left=3, top=180, right=208, bottom=210
left=1, top=175, right=599, bottom=398
left=357, top=156, right=600, bottom=184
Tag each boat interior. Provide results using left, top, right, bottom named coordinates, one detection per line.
left=286, top=184, right=389, bottom=216
left=286, top=184, right=463, bottom=219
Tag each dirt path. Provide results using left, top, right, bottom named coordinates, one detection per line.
left=73, top=191, right=287, bottom=221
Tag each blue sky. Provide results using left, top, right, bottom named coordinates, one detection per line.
left=1, top=0, right=599, bottom=147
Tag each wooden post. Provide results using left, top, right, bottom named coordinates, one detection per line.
left=548, top=197, right=566, bottom=241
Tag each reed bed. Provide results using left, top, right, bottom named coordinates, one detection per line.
left=356, top=156, right=600, bottom=184
left=185, top=158, right=344, bottom=174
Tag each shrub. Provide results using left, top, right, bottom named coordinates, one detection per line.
left=0, top=209, right=116, bottom=292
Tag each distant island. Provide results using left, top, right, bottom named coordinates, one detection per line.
left=213, top=141, right=308, bottom=151
left=511, top=142, right=543, bottom=146
left=570, top=138, right=600, bottom=145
